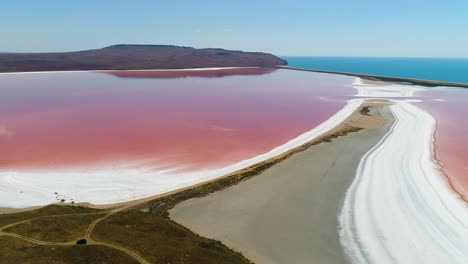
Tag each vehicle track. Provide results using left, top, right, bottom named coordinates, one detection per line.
left=0, top=205, right=151, bottom=264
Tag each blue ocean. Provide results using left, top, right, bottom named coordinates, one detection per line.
left=282, top=56, right=468, bottom=84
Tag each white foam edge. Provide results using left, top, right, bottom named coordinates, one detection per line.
left=0, top=99, right=364, bottom=208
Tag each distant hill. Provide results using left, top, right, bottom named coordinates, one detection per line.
left=0, top=44, right=287, bottom=72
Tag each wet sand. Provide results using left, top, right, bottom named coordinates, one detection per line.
left=170, top=101, right=394, bottom=264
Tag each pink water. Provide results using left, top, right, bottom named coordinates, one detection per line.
left=417, top=88, right=468, bottom=200
left=0, top=68, right=355, bottom=173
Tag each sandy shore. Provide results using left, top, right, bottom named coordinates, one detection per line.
left=170, top=101, right=394, bottom=264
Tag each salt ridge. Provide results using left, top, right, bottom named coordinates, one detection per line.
left=339, top=79, right=468, bottom=263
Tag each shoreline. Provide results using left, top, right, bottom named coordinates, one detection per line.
left=274, top=65, right=468, bottom=88
left=0, top=66, right=262, bottom=75
left=0, top=99, right=363, bottom=209
left=3, top=98, right=466, bottom=263
left=4, top=72, right=466, bottom=210
left=3, top=69, right=466, bottom=211
left=2, top=64, right=468, bottom=90
left=0, top=101, right=380, bottom=264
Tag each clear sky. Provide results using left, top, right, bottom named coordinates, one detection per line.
left=2, top=0, right=468, bottom=57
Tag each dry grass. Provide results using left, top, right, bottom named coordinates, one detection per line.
left=4, top=213, right=104, bottom=242
left=93, top=210, right=251, bottom=264
left=0, top=236, right=139, bottom=264
left=0, top=205, right=101, bottom=228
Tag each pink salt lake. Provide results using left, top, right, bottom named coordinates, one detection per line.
left=0, top=68, right=466, bottom=203
left=0, top=68, right=354, bottom=173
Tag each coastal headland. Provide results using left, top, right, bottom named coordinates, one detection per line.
left=0, top=45, right=286, bottom=73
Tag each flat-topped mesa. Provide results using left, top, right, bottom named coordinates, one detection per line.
left=0, top=44, right=287, bottom=72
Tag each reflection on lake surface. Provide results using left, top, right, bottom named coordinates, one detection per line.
left=0, top=68, right=354, bottom=172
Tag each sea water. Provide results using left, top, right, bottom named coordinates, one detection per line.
left=282, top=56, right=468, bottom=84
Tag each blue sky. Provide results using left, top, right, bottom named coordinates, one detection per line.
left=2, top=0, right=468, bottom=57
